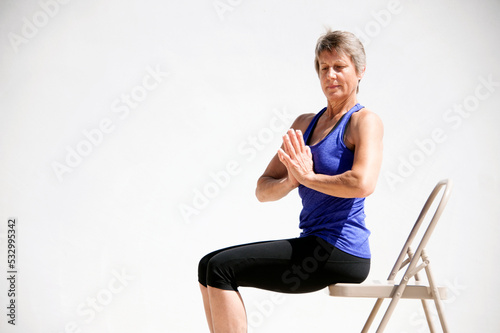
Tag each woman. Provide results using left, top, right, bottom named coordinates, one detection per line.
left=198, top=30, right=383, bottom=332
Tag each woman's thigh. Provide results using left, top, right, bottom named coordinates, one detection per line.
left=199, top=236, right=370, bottom=294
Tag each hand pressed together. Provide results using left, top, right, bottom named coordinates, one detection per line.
left=277, top=129, right=314, bottom=187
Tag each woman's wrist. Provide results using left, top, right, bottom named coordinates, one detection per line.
left=297, top=172, right=316, bottom=189
left=285, top=176, right=300, bottom=190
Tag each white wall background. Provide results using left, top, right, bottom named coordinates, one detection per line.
left=1, top=0, right=499, bottom=332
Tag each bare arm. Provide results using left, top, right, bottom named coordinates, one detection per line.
left=279, top=109, right=383, bottom=198
left=255, top=114, right=313, bottom=202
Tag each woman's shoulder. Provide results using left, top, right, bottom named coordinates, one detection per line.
left=291, top=112, right=316, bottom=132
left=345, top=107, right=384, bottom=148
left=349, top=107, right=384, bottom=138
left=352, top=107, right=383, bottom=126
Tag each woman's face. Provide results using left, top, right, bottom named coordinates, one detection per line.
left=318, top=49, right=364, bottom=103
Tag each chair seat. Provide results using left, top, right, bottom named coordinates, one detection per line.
left=329, top=281, right=447, bottom=300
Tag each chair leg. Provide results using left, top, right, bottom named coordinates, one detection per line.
left=420, top=299, right=437, bottom=333
left=414, top=267, right=437, bottom=332
left=433, top=297, right=450, bottom=333
left=376, top=282, right=409, bottom=332
left=361, top=298, right=384, bottom=333
left=425, top=264, right=450, bottom=333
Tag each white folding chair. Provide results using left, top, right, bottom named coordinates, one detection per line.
left=329, top=179, right=453, bottom=332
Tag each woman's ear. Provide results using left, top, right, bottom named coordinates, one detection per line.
left=358, top=66, right=366, bottom=80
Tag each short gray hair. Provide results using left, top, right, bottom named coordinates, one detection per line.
left=314, top=30, right=366, bottom=91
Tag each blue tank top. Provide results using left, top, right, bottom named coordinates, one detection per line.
left=298, top=103, right=371, bottom=258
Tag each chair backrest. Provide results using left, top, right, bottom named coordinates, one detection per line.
left=387, top=179, right=453, bottom=282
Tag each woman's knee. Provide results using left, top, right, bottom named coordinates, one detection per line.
left=204, top=253, right=238, bottom=291
left=199, top=252, right=232, bottom=287
left=198, top=252, right=214, bottom=287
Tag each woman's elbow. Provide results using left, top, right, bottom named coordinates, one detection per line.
left=355, top=178, right=377, bottom=198
left=255, top=188, right=266, bottom=202
left=255, top=179, right=270, bottom=202
left=357, top=187, right=374, bottom=198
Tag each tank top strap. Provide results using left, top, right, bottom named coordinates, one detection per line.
left=339, top=103, right=364, bottom=128
left=302, top=107, right=327, bottom=143
left=337, top=103, right=364, bottom=139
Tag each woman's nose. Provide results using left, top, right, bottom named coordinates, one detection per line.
left=327, top=67, right=337, bottom=79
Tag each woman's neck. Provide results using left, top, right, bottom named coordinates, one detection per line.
left=325, top=95, right=358, bottom=119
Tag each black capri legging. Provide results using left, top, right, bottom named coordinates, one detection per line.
left=198, top=236, right=370, bottom=294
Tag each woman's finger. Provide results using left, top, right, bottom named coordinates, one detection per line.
left=282, top=133, right=297, bottom=159
left=278, top=148, right=291, bottom=165
left=296, top=130, right=307, bottom=153
left=288, top=129, right=303, bottom=154
left=306, top=145, right=312, bottom=158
